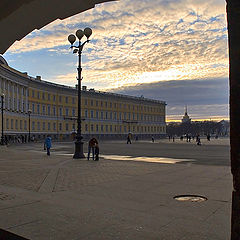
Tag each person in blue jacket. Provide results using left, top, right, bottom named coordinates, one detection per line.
left=44, top=135, right=52, bottom=156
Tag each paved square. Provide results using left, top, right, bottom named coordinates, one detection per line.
left=0, top=138, right=231, bottom=239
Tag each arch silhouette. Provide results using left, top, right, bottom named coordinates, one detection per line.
left=0, top=0, right=240, bottom=238
left=0, top=0, right=115, bottom=54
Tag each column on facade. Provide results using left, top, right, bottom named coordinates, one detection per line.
left=20, top=85, right=23, bottom=112
left=7, top=81, right=10, bottom=110
left=25, top=87, right=28, bottom=113
left=16, top=84, right=19, bottom=112
left=2, top=79, right=6, bottom=109
left=12, top=83, right=14, bottom=110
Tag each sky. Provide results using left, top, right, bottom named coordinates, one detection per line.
left=3, top=0, right=229, bottom=121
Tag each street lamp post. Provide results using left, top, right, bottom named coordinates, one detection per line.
left=28, top=109, right=32, bottom=142
left=1, top=93, right=4, bottom=145
left=68, top=27, right=92, bottom=159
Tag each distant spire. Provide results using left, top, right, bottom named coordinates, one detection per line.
left=185, top=105, right=188, bottom=115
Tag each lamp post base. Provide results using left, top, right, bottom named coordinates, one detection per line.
left=73, top=140, right=85, bottom=159
left=1, top=136, right=4, bottom=145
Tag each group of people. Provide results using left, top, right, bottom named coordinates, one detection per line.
left=87, top=137, right=99, bottom=161
left=43, top=136, right=100, bottom=160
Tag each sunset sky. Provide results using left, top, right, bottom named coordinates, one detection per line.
left=2, top=0, right=229, bottom=121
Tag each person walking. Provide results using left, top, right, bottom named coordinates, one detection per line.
left=151, top=136, right=154, bottom=142
left=44, top=135, right=52, bottom=156
left=127, top=135, right=131, bottom=144
left=95, top=143, right=100, bottom=161
left=88, top=137, right=98, bottom=160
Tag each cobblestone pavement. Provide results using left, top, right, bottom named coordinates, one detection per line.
left=0, top=139, right=231, bottom=240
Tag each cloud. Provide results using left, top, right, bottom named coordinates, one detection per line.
left=3, top=0, right=229, bottom=120
left=110, top=77, right=229, bottom=120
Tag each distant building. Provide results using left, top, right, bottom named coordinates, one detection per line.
left=0, top=56, right=166, bottom=142
left=181, top=106, right=191, bottom=123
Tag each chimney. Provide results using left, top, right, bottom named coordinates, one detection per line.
left=82, top=86, right=87, bottom=91
left=36, top=76, right=41, bottom=80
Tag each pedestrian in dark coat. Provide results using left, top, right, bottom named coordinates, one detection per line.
left=44, top=135, right=52, bottom=156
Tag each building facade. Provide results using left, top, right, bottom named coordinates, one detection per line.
left=0, top=57, right=166, bottom=142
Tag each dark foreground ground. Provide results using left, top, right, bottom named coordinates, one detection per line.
left=0, top=138, right=231, bottom=240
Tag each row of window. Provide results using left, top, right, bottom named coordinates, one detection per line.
left=28, top=104, right=165, bottom=122
left=3, top=118, right=165, bottom=133
left=29, top=90, right=164, bottom=113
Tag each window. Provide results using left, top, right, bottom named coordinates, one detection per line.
left=85, top=124, right=88, bottom=131
left=110, top=112, right=112, bottom=119
left=85, top=110, right=88, bottom=118
left=32, top=90, right=35, bottom=97
left=59, top=107, right=62, bottom=116
left=105, top=102, right=107, bottom=107
left=91, top=100, right=93, bottom=106
left=85, top=99, right=88, bottom=105
left=59, top=96, right=62, bottom=102
left=72, top=108, right=75, bottom=117
left=101, top=112, right=103, bottom=119
left=96, top=124, right=99, bottom=132
left=110, top=125, right=112, bottom=132
left=24, top=120, right=27, bottom=130
left=66, top=108, right=69, bottom=116
left=91, top=110, right=94, bottom=118
left=48, top=94, right=50, bottom=101
left=101, top=125, right=104, bottom=131
left=105, top=112, right=108, bottom=119
left=37, top=122, right=40, bottom=130
left=53, top=106, right=56, bottom=116
left=53, top=123, right=56, bottom=130
left=105, top=125, right=108, bottom=132
left=59, top=123, right=62, bottom=131
left=15, top=120, right=18, bottom=129
left=48, top=105, right=51, bottom=115
left=119, top=113, right=122, bottom=120
left=48, top=122, right=51, bottom=131
left=53, top=95, right=56, bottom=101
left=96, top=101, right=98, bottom=107
left=91, top=124, right=94, bottom=132
left=66, top=97, right=68, bottom=103
left=96, top=111, right=99, bottom=119
left=101, top=101, right=103, bottom=107
left=6, top=119, right=9, bottom=129
left=66, top=123, right=69, bottom=131
left=37, top=92, right=40, bottom=99
left=72, top=97, right=75, bottom=104
left=119, top=126, right=122, bottom=132
left=110, top=102, right=112, bottom=108
left=114, top=112, right=117, bottom=120
left=32, top=121, right=35, bottom=130
left=42, top=93, right=45, bottom=100
left=37, top=104, right=40, bottom=114
left=32, top=103, right=35, bottom=113
left=42, top=105, right=45, bottom=115
left=20, top=120, right=22, bottom=129
left=43, top=122, right=45, bottom=130
left=11, top=119, right=13, bottom=129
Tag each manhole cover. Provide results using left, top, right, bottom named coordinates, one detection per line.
left=174, top=195, right=207, bottom=202
left=0, top=192, right=16, bottom=201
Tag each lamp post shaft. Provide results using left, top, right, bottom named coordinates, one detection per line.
left=73, top=40, right=85, bottom=158
left=1, top=95, right=4, bottom=145
left=28, top=113, right=31, bottom=142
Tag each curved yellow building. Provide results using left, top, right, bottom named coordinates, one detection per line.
left=0, top=56, right=166, bottom=142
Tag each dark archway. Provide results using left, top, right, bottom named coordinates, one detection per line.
left=0, top=0, right=239, bottom=238
left=226, top=0, right=240, bottom=239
